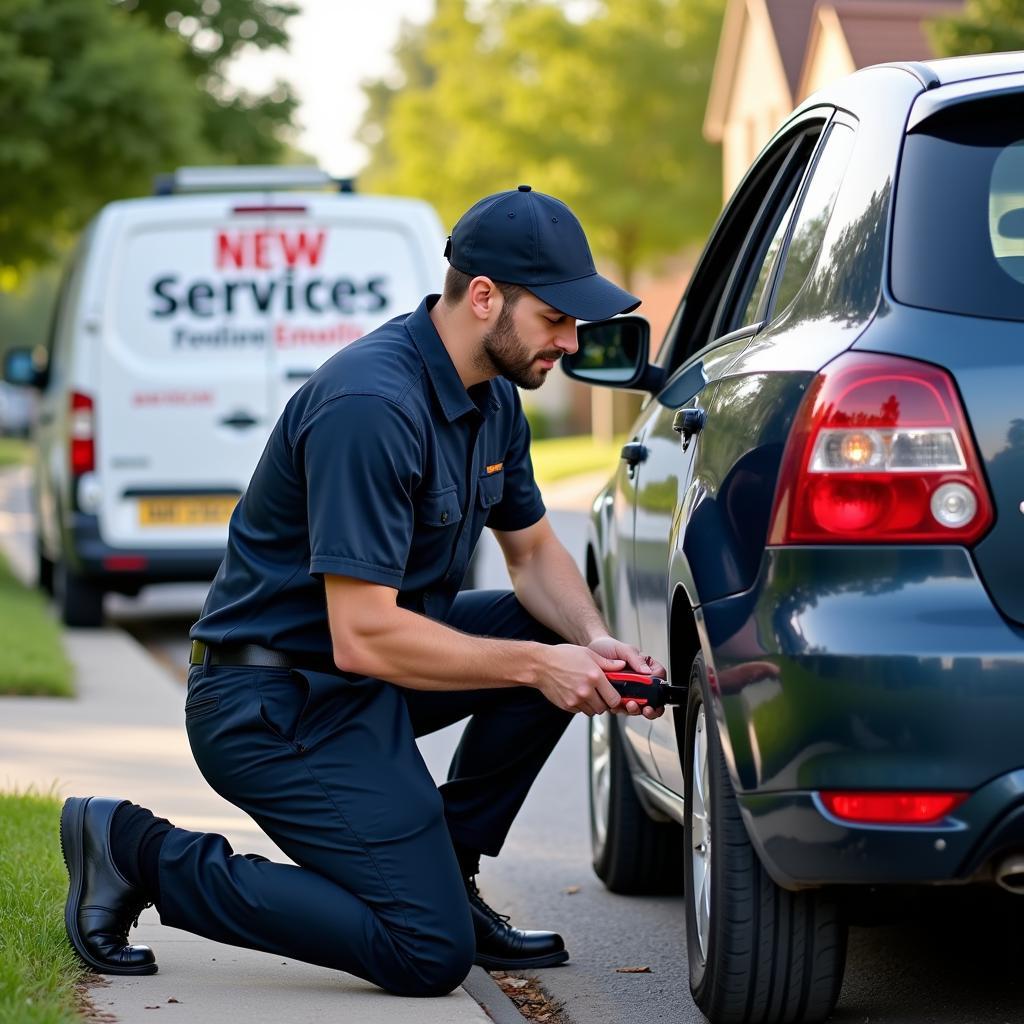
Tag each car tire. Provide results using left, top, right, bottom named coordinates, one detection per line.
left=683, top=652, right=847, bottom=1023
left=55, top=561, right=104, bottom=628
left=589, top=713, right=684, bottom=894
left=37, top=538, right=55, bottom=596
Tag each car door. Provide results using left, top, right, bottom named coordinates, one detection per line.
left=627, top=111, right=837, bottom=784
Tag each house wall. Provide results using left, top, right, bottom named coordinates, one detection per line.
left=799, top=8, right=856, bottom=101
left=721, top=2, right=792, bottom=200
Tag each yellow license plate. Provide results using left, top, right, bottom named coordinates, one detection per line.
left=138, top=496, right=238, bottom=527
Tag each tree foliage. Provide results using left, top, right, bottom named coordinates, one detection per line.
left=112, top=0, right=300, bottom=164
left=0, top=0, right=298, bottom=275
left=928, top=0, right=1024, bottom=54
left=359, top=0, right=725, bottom=288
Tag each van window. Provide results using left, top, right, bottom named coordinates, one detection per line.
left=892, top=94, right=1024, bottom=322
left=112, top=219, right=425, bottom=362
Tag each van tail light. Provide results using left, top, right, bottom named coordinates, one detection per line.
left=768, top=353, right=993, bottom=544
left=821, top=791, right=968, bottom=825
left=69, top=391, right=95, bottom=476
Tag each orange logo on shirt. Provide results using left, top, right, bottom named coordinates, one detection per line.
left=486, top=462, right=504, bottom=475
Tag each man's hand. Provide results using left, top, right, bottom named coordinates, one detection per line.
left=534, top=644, right=630, bottom=716
left=587, top=635, right=668, bottom=720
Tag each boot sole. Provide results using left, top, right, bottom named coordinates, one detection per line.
left=474, top=949, right=570, bottom=970
left=60, top=797, right=158, bottom=976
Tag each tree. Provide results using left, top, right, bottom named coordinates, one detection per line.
left=928, top=0, right=1024, bottom=54
left=359, top=0, right=724, bottom=290
left=0, top=0, right=299, bottom=276
left=0, top=0, right=205, bottom=271
left=112, top=0, right=300, bottom=165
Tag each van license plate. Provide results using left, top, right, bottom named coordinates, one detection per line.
left=138, top=496, right=237, bottom=527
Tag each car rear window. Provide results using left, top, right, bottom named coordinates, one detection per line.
left=892, top=94, right=1024, bottom=322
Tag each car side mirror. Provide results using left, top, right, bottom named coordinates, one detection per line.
left=4, top=347, right=47, bottom=389
left=561, top=316, right=666, bottom=393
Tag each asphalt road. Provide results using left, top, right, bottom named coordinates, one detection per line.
left=4, top=466, right=1024, bottom=1023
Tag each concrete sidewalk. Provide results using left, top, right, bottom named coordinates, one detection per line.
left=0, top=626, right=496, bottom=1023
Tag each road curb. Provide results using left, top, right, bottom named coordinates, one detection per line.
left=461, top=967, right=525, bottom=1024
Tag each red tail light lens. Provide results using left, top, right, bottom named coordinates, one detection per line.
left=821, top=791, right=968, bottom=825
left=69, top=391, right=95, bottom=475
left=769, top=353, right=993, bottom=544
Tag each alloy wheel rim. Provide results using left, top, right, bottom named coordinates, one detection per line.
left=691, top=704, right=712, bottom=962
left=590, top=715, right=611, bottom=850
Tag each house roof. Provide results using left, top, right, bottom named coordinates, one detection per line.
left=705, top=0, right=817, bottom=141
left=765, top=0, right=819, bottom=93
left=829, top=0, right=962, bottom=69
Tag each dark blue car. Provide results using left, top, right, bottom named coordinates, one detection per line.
left=565, top=53, right=1024, bottom=1024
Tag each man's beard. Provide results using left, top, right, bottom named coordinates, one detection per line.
left=477, top=302, right=559, bottom=390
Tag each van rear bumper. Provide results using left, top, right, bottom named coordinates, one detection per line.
left=64, top=513, right=225, bottom=588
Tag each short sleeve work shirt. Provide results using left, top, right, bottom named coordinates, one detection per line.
left=191, top=296, right=546, bottom=659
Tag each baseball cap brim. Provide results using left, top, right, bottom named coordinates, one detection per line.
left=529, top=272, right=641, bottom=322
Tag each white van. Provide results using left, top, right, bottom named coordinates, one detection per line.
left=4, top=167, right=448, bottom=626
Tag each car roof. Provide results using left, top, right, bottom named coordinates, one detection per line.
left=917, top=51, right=1024, bottom=87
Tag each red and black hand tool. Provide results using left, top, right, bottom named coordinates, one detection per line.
left=605, top=671, right=687, bottom=709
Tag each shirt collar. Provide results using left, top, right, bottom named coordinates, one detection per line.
left=405, top=296, right=502, bottom=422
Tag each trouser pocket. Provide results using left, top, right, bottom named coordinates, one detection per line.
left=254, top=669, right=311, bottom=747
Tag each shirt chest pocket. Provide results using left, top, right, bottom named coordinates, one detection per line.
left=412, top=486, right=463, bottom=574
left=418, top=486, right=463, bottom=528
left=478, top=468, right=505, bottom=510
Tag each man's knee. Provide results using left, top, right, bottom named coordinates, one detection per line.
left=385, top=919, right=475, bottom=997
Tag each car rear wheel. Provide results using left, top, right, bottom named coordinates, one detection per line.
left=683, top=652, right=847, bottom=1023
left=55, top=560, right=104, bottom=628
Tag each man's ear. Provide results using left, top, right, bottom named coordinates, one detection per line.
left=467, top=276, right=500, bottom=323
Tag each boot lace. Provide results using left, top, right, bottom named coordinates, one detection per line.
left=466, top=876, right=511, bottom=927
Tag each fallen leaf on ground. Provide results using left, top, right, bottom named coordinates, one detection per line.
left=562, top=885, right=581, bottom=895
left=614, top=966, right=651, bottom=973
left=505, top=977, right=530, bottom=988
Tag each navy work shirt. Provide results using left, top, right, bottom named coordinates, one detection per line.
left=191, top=296, right=546, bottom=659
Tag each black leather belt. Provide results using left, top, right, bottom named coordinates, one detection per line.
left=189, top=640, right=335, bottom=674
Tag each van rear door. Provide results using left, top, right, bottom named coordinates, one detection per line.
left=95, top=194, right=445, bottom=552
left=262, top=196, right=440, bottom=414
left=96, top=199, right=274, bottom=550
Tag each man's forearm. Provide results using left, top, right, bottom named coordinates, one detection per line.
left=338, top=608, right=547, bottom=691
left=505, top=534, right=609, bottom=647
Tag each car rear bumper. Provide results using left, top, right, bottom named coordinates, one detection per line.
left=737, top=770, right=1024, bottom=889
left=64, top=512, right=225, bottom=587
left=701, top=546, right=1024, bottom=889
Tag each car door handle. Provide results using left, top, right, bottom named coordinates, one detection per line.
left=620, top=441, right=647, bottom=467
left=672, top=409, right=705, bottom=451
left=219, top=411, right=260, bottom=429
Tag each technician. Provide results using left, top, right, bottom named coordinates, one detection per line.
left=60, top=186, right=667, bottom=996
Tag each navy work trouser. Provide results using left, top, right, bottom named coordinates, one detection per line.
left=157, top=590, right=572, bottom=997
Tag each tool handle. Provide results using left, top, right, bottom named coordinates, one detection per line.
left=605, top=671, right=669, bottom=709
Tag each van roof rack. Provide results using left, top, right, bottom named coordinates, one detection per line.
left=153, top=166, right=356, bottom=196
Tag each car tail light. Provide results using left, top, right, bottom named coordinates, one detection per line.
left=69, top=391, right=95, bottom=476
left=821, top=791, right=968, bottom=825
left=768, top=353, right=993, bottom=544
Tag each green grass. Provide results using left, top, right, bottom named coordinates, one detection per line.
left=0, top=439, right=31, bottom=468
left=530, top=434, right=626, bottom=486
left=0, top=553, right=72, bottom=697
left=0, top=792, right=84, bottom=1024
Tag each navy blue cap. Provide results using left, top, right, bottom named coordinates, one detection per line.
left=444, top=186, right=641, bottom=321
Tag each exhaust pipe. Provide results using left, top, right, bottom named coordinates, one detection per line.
left=994, top=854, right=1024, bottom=894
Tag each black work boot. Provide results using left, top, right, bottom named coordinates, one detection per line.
left=60, top=797, right=157, bottom=975
left=466, top=875, right=569, bottom=970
